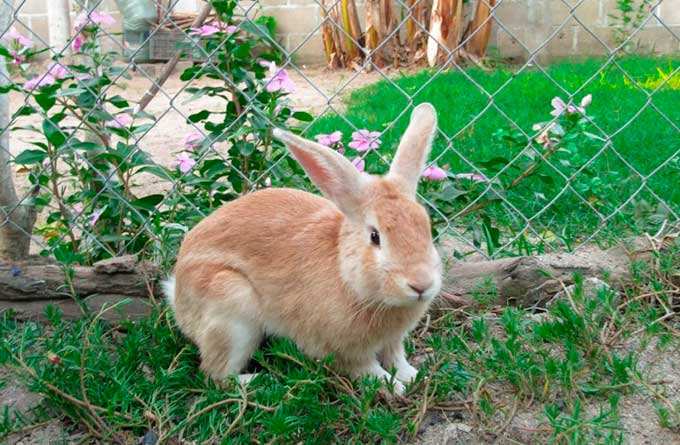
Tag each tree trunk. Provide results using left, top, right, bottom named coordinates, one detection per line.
left=464, top=0, right=496, bottom=58
left=48, top=0, right=72, bottom=53
left=427, top=0, right=463, bottom=66
left=0, top=0, right=37, bottom=261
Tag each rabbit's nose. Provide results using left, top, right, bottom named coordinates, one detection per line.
left=408, top=281, right=433, bottom=297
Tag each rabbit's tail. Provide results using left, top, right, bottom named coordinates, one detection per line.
left=162, top=275, right=176, bottom=310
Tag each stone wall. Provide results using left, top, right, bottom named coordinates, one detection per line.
left=13, top=0, right=680, bottom=65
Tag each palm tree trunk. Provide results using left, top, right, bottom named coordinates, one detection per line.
left=464, top=0, right=496, bottom=58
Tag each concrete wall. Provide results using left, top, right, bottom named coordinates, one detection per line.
left=13, top=0, right=680, bottom=64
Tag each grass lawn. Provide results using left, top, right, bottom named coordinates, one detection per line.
left=309, top=56, right=680, bottom=255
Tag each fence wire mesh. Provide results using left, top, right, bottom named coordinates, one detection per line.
left=0, top=0, right=678, bottom=268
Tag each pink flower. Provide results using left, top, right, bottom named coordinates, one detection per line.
left=89, top=208, right=104, bottom=226
left=5, top=27, right=33, bottom=49
left=10, top=50, right=24, bottom=66
left=72, top=203, right=83, bottom=215
left=91, top=11, right=116, bottom=27
left=422, top=165, right=447, bottom=181
left=261, top=61, right=295, bottom=94
left=175, top=152, right=196, bottom=174
left=453, top=173, right=486, bottom=182
left=47, top=63, right=68, bottom=80
left=551, top=94, right=592, bottom=117
left=25, top=74, right=56, bottom=91
left=182, top=131, right=203, bottom=149
left=74, top=11, right=115, bottom=31
left=107, top=113, right=133, bottom=128
left=315, top=131, right=342, bottom=147
left=348, top=129, right=381, bottom=152
left=189, top=24, right=221, bottom=37
left=71, top=33, right=86, bottom=53
left=351, top=157, right=365, bottom=172
left=550, top=97, right=567, bottom=117
left=226, top=25, right=238, bottom=33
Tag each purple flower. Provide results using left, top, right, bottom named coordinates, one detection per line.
left=107, top=114, right=133, bottom=128
left=89, top=207, right=104, bottom=226
left=348, top=129, right=381, bottom=152
left=25, top=74, right=56, bottom=91
left=5, top=27, right=33, bottom=49
left=182, top=131, right=203, bottom=149
left=261, top=61, right=296, bottom=94
left=453, top=172, right=486, bottom=182
left=422, top=165, right=447, bottom=181
left=315, top=131, right=342, bottom=147
left=175, top=152, right=196, bottom=174
left=351, top=157, right=365, bottom=172
left=71, top=33, right=86, bottom=53
left=189, top=24, right=221, bottom=37
left=225, top=25, right=238, bottom=33
left=47, top=63, right=68, bottom=80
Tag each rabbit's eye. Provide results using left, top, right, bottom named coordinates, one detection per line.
left=370, top=228, right=381, bottom=247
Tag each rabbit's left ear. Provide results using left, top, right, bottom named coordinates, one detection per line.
left=387, top=103, right=438, bottom=198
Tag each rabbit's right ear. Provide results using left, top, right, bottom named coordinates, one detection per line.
left=388, top=103, right=438, bottom=198
left=274, top=129, right=366, bottom=217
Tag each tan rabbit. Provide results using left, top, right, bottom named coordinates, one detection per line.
left=164, top=103, right=442, bottom=394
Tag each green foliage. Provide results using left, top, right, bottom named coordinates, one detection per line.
left=0, top=2, right=308, bottom=268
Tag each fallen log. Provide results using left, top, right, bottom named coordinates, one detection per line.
left=0, top=255, right=157, bottom=321
left=0, top=235, right=675, bottom=321
left=438, top=234, right=677, bottom=308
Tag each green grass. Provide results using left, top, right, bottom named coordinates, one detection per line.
left=309, top=56, right=680, bottom=253
left=1, top=245, right=678, bottom=443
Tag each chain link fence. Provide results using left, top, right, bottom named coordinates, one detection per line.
left=0, top=0, right=678, bottom=269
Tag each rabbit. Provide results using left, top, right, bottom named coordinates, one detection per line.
left=164, top=103, right=442, bottom=394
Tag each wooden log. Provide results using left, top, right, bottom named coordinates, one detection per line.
left=0, top=235, right=674, bottom=320
left=438, top=235, right=675, bottom=308
left=0, top=255, right=157, bottom=301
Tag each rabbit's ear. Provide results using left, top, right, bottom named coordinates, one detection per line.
left=274, top=129, right=366, bottom=217
left=388, top=103, right=438, bottom=198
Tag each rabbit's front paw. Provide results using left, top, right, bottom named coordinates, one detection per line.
left=391, top=379, right=406, bottom=395
left=395, top=363, right=418, bottom=383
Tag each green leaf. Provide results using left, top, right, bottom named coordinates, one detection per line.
left=131, top=194, right=164, bottom=211
left=292, top=111, right=313, bottom=122
left=109, top=95, right=129, bottom=109
left=14, top=149, right=47, bottom=165
left=12, top=105, right=36, bottom=119
left=35, top=91, right=56, bottom=112
left=42, top=119, right=67, bottom=148
left=65, top=141, right=103, bottom=151
left=188, top=110, right=210, bottom=123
